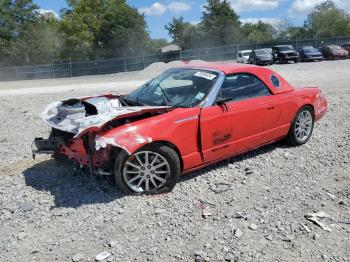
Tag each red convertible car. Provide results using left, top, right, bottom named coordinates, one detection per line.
left=33, top=63, right=327, bottom=195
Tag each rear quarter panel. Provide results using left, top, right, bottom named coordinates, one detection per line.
left=275, top=87, right=326, bottom=130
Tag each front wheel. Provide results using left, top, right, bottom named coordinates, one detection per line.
left=286, top=106, right=314, bottom=146
left=114, top=144, right=180, bottom=195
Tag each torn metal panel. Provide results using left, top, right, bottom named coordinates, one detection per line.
left=40, top=95, right=170, bottom=137
left=95, top=124, right=153, bottom=154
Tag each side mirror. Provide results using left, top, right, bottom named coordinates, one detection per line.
left=216, top=97, right=231, bottom=105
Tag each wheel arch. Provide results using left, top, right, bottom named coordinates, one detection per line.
left=139, top=140, right=184, bottom=172
left=299, top=103, right=315, bottom=117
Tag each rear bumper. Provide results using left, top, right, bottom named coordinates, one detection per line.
left=315, top=95, right=328, bottom=121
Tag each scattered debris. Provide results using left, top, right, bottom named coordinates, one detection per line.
left=202, top=208, right=213, bottom=219
left=244, top=167, right=253, bottom=175
left=72, top=253, right=84, bottom=262
left=209, top=182, right=232, bottom=194
left=313, top=233, right=320, bottom=240
left=325, top=192, right=336, bottom=200
left=234, top=211, right=249, bottom=220
left=108, top=240, right=118, bottom=248
left=234, top=228, right=243, bottom=238
left=305, top=212, right=333, bottom=232
left=300, top=223, right=311, bottom=233
left=154, top=208, right=165, bottom=216
left=249, top=223, right=258, bottom=230
left=95, top=251, right=111, bottom=261
left=19, top=202, right=33, bottom=212
left=194, top=199, right=216, bottom=209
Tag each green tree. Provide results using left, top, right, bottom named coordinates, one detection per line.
left=0, top=0, right=39, bottom=64
left=165, top=17, right=201, bottom=49
left=146, top=38, right=169, bottom=53
left=201, top=0, right=241, bottom=46
left=306, top=1, right=350, bottom=38
left=9, top=14, right=63, bottom=64
left=240, top=21, right=275, bottom=43
left=96, top=0, right=150, bottom=57
left=60, top=0, right=151, bottom=60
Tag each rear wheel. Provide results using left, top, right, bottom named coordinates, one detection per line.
left=286, top=106, right=314, bottom=146
left=114, top=144, right=180, bottom=195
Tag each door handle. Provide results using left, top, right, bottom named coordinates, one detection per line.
left=267, top=106, right=275, bottom=110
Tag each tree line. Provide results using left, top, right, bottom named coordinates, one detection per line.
left=0, top=0, right=349, bottom=66
left=166, top=0, right=350, bottom=50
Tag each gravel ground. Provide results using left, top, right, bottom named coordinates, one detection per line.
left=0, top=60, right=349, bottom=262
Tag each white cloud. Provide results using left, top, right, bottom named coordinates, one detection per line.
left=167, top=2, right=191, bottom=14
left=240, top=17, right=283, bottom=26
left=38, top=9, right=59, bottom=19
left=139, top=2, right=167, bottom=16
left=288, top=0, right=350, bottom=18
left=229, top=0, right=280, bottom=12
left=139, top=2, right=191, bottom=16
left=190, top=20, right=200, bottom=25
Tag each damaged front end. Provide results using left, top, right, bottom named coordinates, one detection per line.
left=32, top=94, right=170, bottom=176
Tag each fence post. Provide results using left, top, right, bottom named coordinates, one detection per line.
left=69, top=57, right=72, bottom=77
left=124, top=59, right=127, bottom=72
left=142, top=53, right=145, bottom=69
left=179, top=49, right=182, bottom=60
left=35, top=66, right=37, bottom=80
left=53, top=64, right=56, bottom=79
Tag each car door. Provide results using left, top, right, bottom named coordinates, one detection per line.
left=200, top=73, right=280, bottom=163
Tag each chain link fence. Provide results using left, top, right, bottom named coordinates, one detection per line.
left=1, top=36, right=350, bottom=81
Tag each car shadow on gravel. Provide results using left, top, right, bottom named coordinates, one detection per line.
left=23, top=160, right=124, bottom=208
left=179, top=141, right=285, bottom=183
left=23, top=141, right=288, bottom=208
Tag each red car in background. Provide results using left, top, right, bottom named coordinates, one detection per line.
left=320, top=45, right=348, bottom=59
left=33, top=63, right=328, bottom=195
left=341, top=42, right=350, bottom=56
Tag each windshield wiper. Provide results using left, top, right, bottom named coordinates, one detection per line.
left=157, top=84, right=172, bottom=106
left=118, top=96, right=129, bottom=106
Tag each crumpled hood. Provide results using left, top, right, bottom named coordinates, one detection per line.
left=41, top=95, right=170, bottom=138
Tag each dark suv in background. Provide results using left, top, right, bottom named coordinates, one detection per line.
left=248, top=48, right=274, bottom=65
left=272, top=45, right=299, bottom=63
left=297, top=46, right=323, bottom=62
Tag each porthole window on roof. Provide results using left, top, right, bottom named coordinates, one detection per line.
left=270, top=75, right=280, bottom=88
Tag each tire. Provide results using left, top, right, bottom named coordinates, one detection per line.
left=286, top=106, right=314, bottom=146
left=294, top=58, right=299, bottom=63
left=114, top=144, right=180, bottom=195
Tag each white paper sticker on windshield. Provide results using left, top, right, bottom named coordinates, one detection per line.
left=195, top=92, right=205, bottom=100
left=194, top=71, right=216, bottom=80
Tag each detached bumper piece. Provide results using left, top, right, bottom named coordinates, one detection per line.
left=31, top=137, right=58, bottom=159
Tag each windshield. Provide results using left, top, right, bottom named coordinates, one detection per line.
left=255, top=49, right=269, bottom=55
left=242, top=51, right=251, bottom=57
left=278, top=46, right=294, bottom=51
left=124, top=68, right=218, bottom=108
left=329, top=45, right=342, bottom=51
left=303, top=46, right=317, bottom=52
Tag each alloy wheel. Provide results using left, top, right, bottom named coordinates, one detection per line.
left=123, top=151, right=171, bottom=193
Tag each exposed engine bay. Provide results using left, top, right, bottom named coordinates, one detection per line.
left=33, top=94, right=171, bottom=175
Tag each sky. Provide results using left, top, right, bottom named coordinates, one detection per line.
left=34, top=0, right=350, bottom=40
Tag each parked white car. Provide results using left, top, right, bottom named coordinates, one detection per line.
left=236, top=50, right=252, bottom=63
